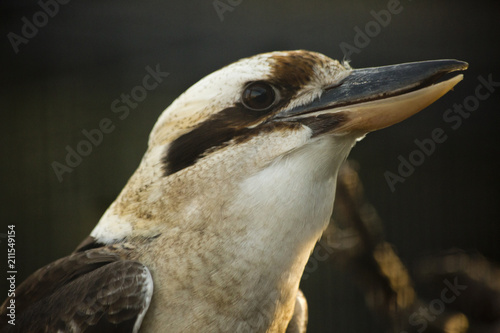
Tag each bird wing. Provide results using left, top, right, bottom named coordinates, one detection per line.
left=0, top=247, right=153, bottom=333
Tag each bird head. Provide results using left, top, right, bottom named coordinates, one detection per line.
left=87, top=50, right=467, bottom=331
left=92, top=50, right=467, bottom=253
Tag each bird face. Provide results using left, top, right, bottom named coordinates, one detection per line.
left=149, top=50, right=466, bottom=179
left=92, top=50, right=467, bottom=250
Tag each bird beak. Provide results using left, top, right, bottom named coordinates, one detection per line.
left=275, top=60, right=468, bottom=135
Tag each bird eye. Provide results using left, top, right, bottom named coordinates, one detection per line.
left=241, top=82, right=278, bottom=111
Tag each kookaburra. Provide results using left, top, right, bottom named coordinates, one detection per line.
left=1, top=50, right=467, bottom=332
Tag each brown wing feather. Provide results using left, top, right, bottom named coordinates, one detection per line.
left=0, top=248, right=153, bottom=333
left=1, top=248, right=120, bottom=317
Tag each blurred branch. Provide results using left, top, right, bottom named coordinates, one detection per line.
left=324, top=161, right=418, bottom=332
left=319, top=161, right=499, bottom=332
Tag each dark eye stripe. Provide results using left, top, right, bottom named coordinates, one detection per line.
left=163, top=104, right=266, bottom=176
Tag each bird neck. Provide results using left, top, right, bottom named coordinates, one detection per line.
left=92, top=134, right=355, bottom=330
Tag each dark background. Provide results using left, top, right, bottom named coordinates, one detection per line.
left=1, top=0, right=499, bottom=332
